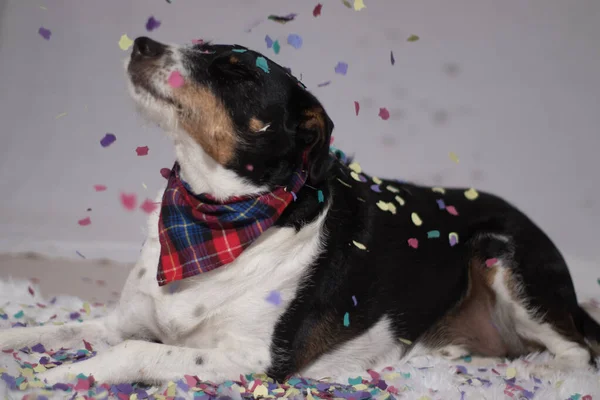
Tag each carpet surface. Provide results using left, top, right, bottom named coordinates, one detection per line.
left=1, top=278, right=599, bottom=399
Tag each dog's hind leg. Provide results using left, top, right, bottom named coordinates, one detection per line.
left=0, top=313, right=123, bottom=352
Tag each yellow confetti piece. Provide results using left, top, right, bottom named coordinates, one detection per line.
left=306, top=388, right=315, bottom=400
left=33, top=364, right=47, bottom=373
left=411, top=212, right=423, bottom=226
left=19, top=381, right=28, bottom=390
left=395, top=195, right=405, bottom=206
left=506, top=367, right=516, bottom=379
left=464, top=188, right=479, bottom=200
left=55, top=112, right=67, bottom=119
left=352, top=240, right=367, bottom=250
left=119, top=34, right=134, bottom=51
left=353, top=384, right=368, bottom=391
left=386, top=185, right=400, bottom=193
left=0, top=368, right=4, bottom=374
left=376, top=200, right=389, bottom=211
left=29, top=380, right=45, bottom=388
left=417, top=397, right=430, bottom=400
left=372, top=177, right=382, bottom=185
left=377, top=393, right=390, bottom=400
left=348, top=162, right=362, bottom=173
left=166, top=381, right=177, bottom=397
left=337, top=178, right=352, bottom=188
left=353, top=0, right=366, bottom=11
left=398, top=337, right=412, bottom=345
left=449, top=151, right=460, bottom=163
left=407, top=34, right=420, bottom=42
left=142, top=182, right=147, bottom=189
left=388, top=202, right=397, bottom=215
left=83, top=301, right=91, bottom=315
left=272, top=388, right=285, bottom=394
left=284, top=388, right=300, bottom=398
left=555, top=380, right=564, bottom=388
left=130, top=395, right=138, bottom=400
left=383, top=373, right=401, bottom=380
left=432, top=187, right=445, bottom=194
left=350, top=171, right=363, bottom=182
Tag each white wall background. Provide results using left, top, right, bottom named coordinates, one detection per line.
left=0, top=1, right=598, bottom=296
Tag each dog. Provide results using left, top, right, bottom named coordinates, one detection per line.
left=1, top=37, right=599, bottom=386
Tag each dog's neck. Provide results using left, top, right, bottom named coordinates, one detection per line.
left=172, top=134, right=268, bottom=201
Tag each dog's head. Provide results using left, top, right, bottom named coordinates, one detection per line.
left=127, top=37, right=334, bottom=198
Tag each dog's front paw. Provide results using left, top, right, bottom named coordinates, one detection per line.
left=37, top=362, right=107, bottom=386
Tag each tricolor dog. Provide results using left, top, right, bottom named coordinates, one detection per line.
left=1, top=37, right=599, bottom=385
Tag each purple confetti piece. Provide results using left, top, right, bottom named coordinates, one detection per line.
left=53, top=383, right=70, bottom=391
left=265, top=34, right=273, bottom=48
left=115, top=383, right=134, bottom=394
left=436, top=199, right=446, bottom=209
left=370, top=184, right=381, bottom=193
left=100, top=133, right=116, bottom=147
left=456, top=365, right=468, bottom=374
left=287, top=34, right=303, bottom=49
left=352, top=295, right=357, bottom=306
left=317, top=81, right=331, bottom=87
left=266, top=290, right=282, bottom=306
left=31, top=343, right=46, bottom=353
left=291, top=191, right=297, bottom=201
left=40, top=356, right=50, bottom=364
left=522, top=390, right=535, bottom=399
left=76, top=250, right=86, bottom=259
left=335, top=62, right=349, bottom=75
left=38, top=27, right=51, bottom=40
left=69, top=312, right=81, bottom=320
left=145, top=16, right=161, bottom=31
left=390, top=51, right=395, bottom=65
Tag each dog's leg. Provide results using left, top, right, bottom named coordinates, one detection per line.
left=37, top=339, right=268, bottom=385
left=0, top=313, right=122, bottom=351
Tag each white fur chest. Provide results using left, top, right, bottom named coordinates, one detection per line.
left=115, top=189, right=326, bottom=365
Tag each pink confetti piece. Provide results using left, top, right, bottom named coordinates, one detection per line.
left=140, top=199, right=158, bottom=214
left=160, top=168, right=171, bottom=179
left=28, top=286, right=35, bottom=296
left=485, top=258, right=498, bottom=267
left=78, top=217, right=91, bottom=226
left=136, top=146, right=149, bottom=156
left=93, top=184, right=107, bottom=192
left=120, top=193, right=137, bottom=211
left=354, top=101, right=360, bottom=116
left=246, top=164, right=254, bottom=171
left=38, top=27, right=51, bottom=40
left=168, top=71, right=184, bottom=88
left=313, top=4, right=323, bottom=16
left=407, top=238, right=419, bottom=249
left=378, top=108, right=390, bottom=120
left=446, top=205, right=459, bottom=216
left=192, top=39, right=204, bottom=45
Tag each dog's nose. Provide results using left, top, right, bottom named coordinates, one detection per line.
left=132, top=37, right=166, bottom=58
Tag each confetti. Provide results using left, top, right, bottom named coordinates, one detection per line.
left=407, top=34, right=420, bottom=42
left=337, top=178, right=352, bottom=187
left=254, top=384, right=269, bottom=398
left=350, top=171, right=366, bottom=182
left=268, top=13, right=297, bottom=24
left=140, top=199, right=158, bottom=214
left=76, top=250, right=86, bottom=259
left=335, top=62, right=349, bottom=75
left=446, top=205, right=459, bottom=216
left=135, top=146, right=149, bottom=156
left=317, top=190, right=324, bottom=203
left=287, top=34, right=303, bottom=49
left=160, top=167, right=171, bottom=179
left=485, top=258, right=498, bottom=267
left=390, top=50, right=395, bottom=65
left=55, top=112, right=67, bottom=119
left=93, top=184, right=107, bottom=192
left=464, top=188, right=479, bottom=200
left=352, top=295, right=357, bottom=306
left=168, top=71, right=184, bottom=88
left=432, top=187, right=446, bottom=194
left=353, top=0, right=366, bottom=10
left=120, top=193, right=137, bottom=211
left=427, top=230, right=440, bottom=238
left=265, top=35, right=273, bottom=48
left=348, top=162, right=362, bottom=173
left=343, top=312, right=350, bottom=327
left=407, top=238, right=419, bottom=249
left=370, top=184, right=381, bottom=193
left=399, top=338, right=412, bottom=345
left=506, top=367, right=516, bottom=379
left=317, top=80, right=331, bottom=87
left=78, top=217, right=91, bottom=226
left=273, top=40, right=281, bottom=54
left=342, top=0, right=352, bottom=8
left=352, top=240, right=367, bottom=250
left=449, top=232, right=459, bottom=246
left=38, top=27, right=51, bottom=40
left=386, top=185, right=399, bottom=193
left=449, top=152, right=460, bottom=163
left=411, top=212, right=423, bottom=226
left=246, top=164, right=254, bottom=171
left=313, top=4, right=323, bottom=16
left=145, top=16, right=161, bottom=31
left=118, top=34, right=134, bottom=51
left=266, top=290, right=282, bottom=306
left=100, top=133, right=116, bottom=147
left=378, top=108, right=390, bottom=120
left=376, top=201, right=389, bottom=212
left=256, top=56, right=270, bottom=73
left=395, top=195, right=405, bottom=206
left=354, top=101, right=360, bottom=116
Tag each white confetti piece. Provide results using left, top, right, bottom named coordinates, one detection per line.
left=386, top=185, right=399, bottom=193
left=352, top=240, right=367, bottom=250
left=395, top=195, right=405, bottom=206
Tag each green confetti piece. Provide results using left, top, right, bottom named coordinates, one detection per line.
left=597, top=278, right=600, bottom=286
left=256, top=56, right=270, bottom=73
left=407, top=34, right=420, bottom=42
left=348, top=376, right=362, bottom=385
left=317, top=190, right=324, bottom=203
left=343, top=312, right=350, bottom=327
left=13, top=310, right=24, bottom=318
left=427, top=230, right=440, bottom=239
left=401, top=372, right=411, bottom=379
left=462, top=355, right=472, bottom=363
left=273, top=40, right=281, bottom=54
left=342, top=0, right=352, bottom=8
left=232, top=49, right=247, bottom=53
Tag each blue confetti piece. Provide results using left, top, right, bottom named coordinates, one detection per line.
left=335, top=61, right=348, bottom=75
left=348, top=376, right=362, bottom=385
left=352, top=295, right=357, bottom=306
left=265, top=35, right=273, bottom=48
left=256, top=56, right=270, bottom=73
left=265, top=290, right=282, bottom=306
left=343, top=312, right=350, bottom=327
left=436, top=199, right=446, bottom=209
left=232, top=48, right=247, bottom=53
left=317, top=190, right=324, bottom=203
left=287, top=33, right=303, bottom=49
left=427, top=230, right=440, bottom=238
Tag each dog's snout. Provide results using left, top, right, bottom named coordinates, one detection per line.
left=133, top=37, right=166, bottom=58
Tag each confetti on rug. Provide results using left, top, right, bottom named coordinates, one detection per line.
left=0, top=279, right=599, bottom=399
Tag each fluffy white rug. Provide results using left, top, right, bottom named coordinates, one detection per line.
left=1, top=278, right=599, bottom=399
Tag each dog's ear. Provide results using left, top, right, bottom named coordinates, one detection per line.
left=209, top=54, right=260, bottom=81
left=290, top=87, right=335, bottom=184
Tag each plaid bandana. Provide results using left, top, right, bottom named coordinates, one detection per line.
left=157, top=163, right=308, bottom=286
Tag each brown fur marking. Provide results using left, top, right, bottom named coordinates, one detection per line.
left=249, top=117, right=266, bottom=132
